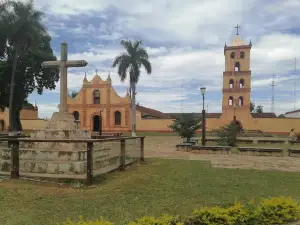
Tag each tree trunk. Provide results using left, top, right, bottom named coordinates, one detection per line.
left=8, top=52, right=19, bottom=135
left=131, top=81, right=136, bottom=137
left=16, top=105, right=22, bottom=131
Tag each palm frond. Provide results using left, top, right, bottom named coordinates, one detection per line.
left=136, top=48, right=149, bottom=59
left=112, top=53, right=130, bottom=68
left=117, top=58, right=131, bottom=82
left=140, top=58, right=152, bottom=74
left=120, top=40, right=134, bottom=56
left=133, top=40, right=142, bottom=50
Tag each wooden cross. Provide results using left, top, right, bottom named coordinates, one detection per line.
left=41, top=41, right=88, bottom=113
left=235, top=24, right=241, bottom=35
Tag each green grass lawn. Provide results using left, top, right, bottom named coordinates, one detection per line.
left=1, top=159, right=300, bottom=225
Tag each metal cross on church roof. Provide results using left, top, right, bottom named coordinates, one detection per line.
left=235, top=24, right=241, bottom=35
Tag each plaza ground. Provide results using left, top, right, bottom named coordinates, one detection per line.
left=1, top=135, right=300, bottom=225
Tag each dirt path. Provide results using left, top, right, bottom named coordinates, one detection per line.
left=144, top=136, right=300, bottom=172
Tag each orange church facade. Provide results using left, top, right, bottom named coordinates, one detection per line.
left=67, top=73, right=132, bottom=132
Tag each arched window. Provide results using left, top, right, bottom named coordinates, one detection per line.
left=73, top=111, right=79, bottom=121
left=230, top=52, right=235, bottom=59
left=240, top=51, right=245, bottom=59
left=238, top=96, right=244, bottom=106
left=228, top=96, right=234, bottom=106
left=93, top=90, right=100, bottom=104
left=229, top=79, right=234, bottom=88
left=239, top=79, right=245, bottom=88
left=234, top=62, right=240, bottom=71
left=114, top=111, right=121, bottom=125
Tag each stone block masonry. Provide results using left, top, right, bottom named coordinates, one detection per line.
left=0, top=137, right=145, bottom=182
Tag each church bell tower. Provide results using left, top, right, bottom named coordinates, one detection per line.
left=222, top=25, right=252, bottom=119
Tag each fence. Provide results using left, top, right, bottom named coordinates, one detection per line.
left=0, top=136, right=145, bottom=185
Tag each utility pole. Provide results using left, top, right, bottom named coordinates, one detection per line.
left=294, top=58, right=297, bottom=110
left=180, top=80, right=183, bottom=113
left=269, top=73, right=276, bottom=113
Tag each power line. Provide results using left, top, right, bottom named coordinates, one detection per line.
left=269, top=73, right=276, bottom=113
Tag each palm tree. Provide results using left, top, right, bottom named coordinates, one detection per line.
left=112, top=40, right=152, bottom=136
left=0, top=0, right=45, bottom=134
left=68, top=90, right=79, bottom=98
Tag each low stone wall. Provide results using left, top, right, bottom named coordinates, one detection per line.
left=206, top=137, right=290, bottom=145
left=288, top=149, right=300, bottom=158
left=176, top=143, right=193, bottom=152
left=176, top=143, right=231, bottom=154
left=0, top=137, right=144, bottom=182
left=238, top=147, right=284, bottom=157
left=191, top=146, right=231, bottom=155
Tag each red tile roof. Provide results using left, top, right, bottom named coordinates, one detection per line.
left=251, top=113, right=277, bottom=118
left=136, top=105, right=173, bottom=119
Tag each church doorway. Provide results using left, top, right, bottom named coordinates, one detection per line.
left=92, top=115, right=101, bottom=132
left=73, top=111, right=79, bottom=121
left=0, top=120, right=4, bottom=131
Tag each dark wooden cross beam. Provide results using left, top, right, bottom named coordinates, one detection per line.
left=235, top=24, right=241, bottom=35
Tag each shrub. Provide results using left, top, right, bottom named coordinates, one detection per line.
left=255, top=196, right=300, bottom=225
left=58, top=216, right=114, bottom=225
left=190, top=206, right=232, bottom=224
left=216, top=122, right=239, bottom=147
left=168, top=113, right=201, bottom=142
left=128, top=215, right=183, bottom=225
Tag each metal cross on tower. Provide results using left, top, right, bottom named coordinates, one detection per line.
left=235, top=24, right=241, bottom=35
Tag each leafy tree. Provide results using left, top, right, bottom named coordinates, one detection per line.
left=0, top=0, right=51, bottom=134
left=0, top=1, right=59, bottom=132
left=68, top=90, right=79, bottom=98
left=216, top=122, right=240, bottom=147
left=23, top=99, right=34, bottom=108
left=250, top=102, right=264, bottom=113
left=256, top=105, right=263, bottom=113
left=278, top=114, right=285, bottom=118
left=250, top=101, right=255, bottom=112
left=112, top=40, right=152, bottom=136
left=168, top=113, right=201, bottom=142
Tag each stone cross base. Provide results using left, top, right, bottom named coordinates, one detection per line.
left=45, top=112, right=79, bottom=130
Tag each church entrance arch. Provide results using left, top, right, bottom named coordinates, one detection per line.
left=73, top=111, right=79, bottom=121
left=92, top=115, right=101, bottom=132
left=0, top=120, right=4, bottom=131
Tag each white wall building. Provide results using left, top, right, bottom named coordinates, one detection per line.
left=284, top=110, right=300, bottom=118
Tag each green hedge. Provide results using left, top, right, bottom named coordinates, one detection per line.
left=59, top=196, right=300, bottom=225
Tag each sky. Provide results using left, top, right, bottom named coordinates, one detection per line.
left=24, top=0, right=300, bottom=118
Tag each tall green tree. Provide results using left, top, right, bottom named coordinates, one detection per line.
left=256, top=105, right=263, bottom=113
left=0, top=0, right=47, bottom=134
left=112, top=40, right=152, bottom=136
left=250, top=101, right=255, bottom=112
left=0, top=1, right=59, bottom=133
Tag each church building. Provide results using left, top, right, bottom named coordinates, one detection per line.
left=67, top=73, right=131, bottom=132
